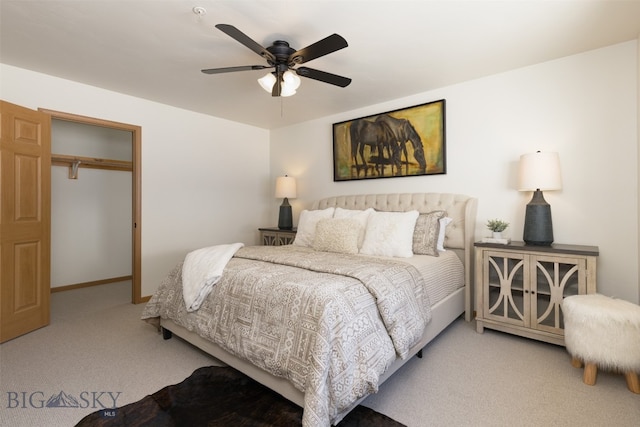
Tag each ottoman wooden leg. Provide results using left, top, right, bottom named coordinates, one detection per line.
left=571, top=357, right=583, bottom=368
left=624, top=372, right=640, bottom=394
left=583, top=363, right=597, bottom=386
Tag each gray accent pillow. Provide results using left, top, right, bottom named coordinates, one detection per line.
left=413, top=211, right=446, bottom=256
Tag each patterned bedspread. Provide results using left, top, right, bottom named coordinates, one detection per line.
left=142, top=245, right=432, bottom=427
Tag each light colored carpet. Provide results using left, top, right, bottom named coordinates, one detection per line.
left=0, top=281, right=638, bottom=426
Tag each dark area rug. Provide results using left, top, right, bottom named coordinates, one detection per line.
left=75, top=366, right=405, bottom=427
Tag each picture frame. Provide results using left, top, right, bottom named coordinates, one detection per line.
left=332, top=99, right=446, bottom=181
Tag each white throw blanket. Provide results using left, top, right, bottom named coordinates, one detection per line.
left=181, top=243, right=244, bottom=311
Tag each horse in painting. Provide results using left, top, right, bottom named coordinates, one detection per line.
left=375, top=114, right=427, bottom=174
left=349, top=119, right=399, bottom=177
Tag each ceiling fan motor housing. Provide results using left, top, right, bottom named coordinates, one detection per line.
left=266, top=41, right=297, bottom=66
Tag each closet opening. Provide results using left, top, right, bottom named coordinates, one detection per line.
left=41, top=109, right=142, bottom=304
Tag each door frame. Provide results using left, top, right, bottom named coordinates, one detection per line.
left=40, top=109, right=143, bottom=303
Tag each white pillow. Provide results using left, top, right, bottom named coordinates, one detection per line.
left=437, top=217, right=453, bottom=251
left=360, top=210, right=419, bottom=258
left=292, top=208, right=335, bottom=247
left=312, top=218, right=360, bottom=254
left=333, top=207, right=374, bottom=248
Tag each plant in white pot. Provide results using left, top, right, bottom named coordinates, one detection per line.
left=486, top=219, right=509, bottom=239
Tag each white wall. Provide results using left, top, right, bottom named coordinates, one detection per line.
left=51, top=167, right=132, bottom=287
left=271, top=41, right=639, bottom=304
left=0, top=64, right=271, bottom=297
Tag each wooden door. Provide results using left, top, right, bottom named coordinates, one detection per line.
left=482, top=250, right=529, bottom=328
left=0, top=101, right=51, bottom=343
left=530, top=254, right=584, bottom=334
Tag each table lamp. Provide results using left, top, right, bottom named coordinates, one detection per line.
left=275, top=175, right=297, bottom=230
left=518, top=151, right=562, bottom=245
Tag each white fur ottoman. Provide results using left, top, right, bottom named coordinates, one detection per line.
left=562, top=294, right=640, bottom=394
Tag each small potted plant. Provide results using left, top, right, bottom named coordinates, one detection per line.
left=486, top=219, right=509, bottom=239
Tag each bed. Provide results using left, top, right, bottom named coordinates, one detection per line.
left=142, top=193, right=477, bottom=426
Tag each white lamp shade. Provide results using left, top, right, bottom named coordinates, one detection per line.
left=275, top=176, right=297, bottom=199
left=518, top=152, right=562, bottom=191
left=283, top=71, right=301, bottom=89
left=280, top=86, right=297, bottom=97
left=258, top=73, right=277, bottom=92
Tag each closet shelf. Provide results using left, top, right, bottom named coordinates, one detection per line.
left=52, top=154, right=132, bottom=179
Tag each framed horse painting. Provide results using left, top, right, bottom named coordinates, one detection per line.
left=332, top=99, right=446, bottom=181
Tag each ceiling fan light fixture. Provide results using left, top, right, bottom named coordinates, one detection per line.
left=258, top=70, right=301, bottom=96
left=258, top=73, right=277, bottom=92
left=283, top=70, right=301, bottom=90
left=280, top=86, right=297, bottom=97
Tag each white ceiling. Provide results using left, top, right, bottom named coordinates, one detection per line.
left=2, top=1, right=639, bottom=129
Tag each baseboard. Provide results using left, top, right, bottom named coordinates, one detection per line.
left=51, top=275, right=132, bottom=293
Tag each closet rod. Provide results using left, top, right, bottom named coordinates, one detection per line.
left=51, top=153, right=133, bottom=179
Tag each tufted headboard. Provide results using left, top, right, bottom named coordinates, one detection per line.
left=312, top=193, right=478, bottom=320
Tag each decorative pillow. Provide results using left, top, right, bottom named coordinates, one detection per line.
left=312, top=218, right=361, bottom=254
left=292, top=208, right=335, bottom=247
left=412, top=211, right=446, bottom=256
left=437, top=217, right=453, bottom=251
left=333, top=207, right=374, bottom=248
left=360, top=210, right=420, bottom=258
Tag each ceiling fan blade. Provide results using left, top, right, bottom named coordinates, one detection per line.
left=295, top=67, right=352, bottom=87
left=288, top=34, right=348, bottom=65
left=215, top=24, right=276, bottom=63
left=201, top=65, right=271, bottom=74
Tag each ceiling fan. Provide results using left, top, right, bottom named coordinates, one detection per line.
left=202, top=24, right=352, bottom=97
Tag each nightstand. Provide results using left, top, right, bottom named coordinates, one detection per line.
left=474, top=241, right=598, bottom=346
left=259, top=227, right=297, bottom=246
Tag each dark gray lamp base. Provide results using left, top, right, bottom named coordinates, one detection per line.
left=523, top=190, right=554, bottom=246
left=278, top=197, right=293, bottom=230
